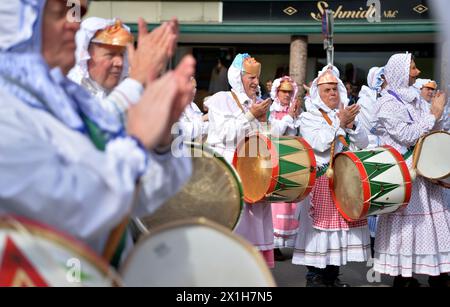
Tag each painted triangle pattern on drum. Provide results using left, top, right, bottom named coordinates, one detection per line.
left=0, top=236, right=48, bottom=287
left=276, top=175, right=302, bottom=189
left=275, top=143, right=302, bottom=156
left=265, top=193, right=289, bottom=202
left=363, top=162, right=396, bottom=180
left=369, top=181, right=400, bottom=202
left=279, top=158, right=307, bottom=174
left=352, top=149, right=383, bottom=162
left=367, top=201, right=402, bottom=215
left=272, top=138, right=303, bottom=149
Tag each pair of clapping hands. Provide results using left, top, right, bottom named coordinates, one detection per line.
left=125, top=18, right=196, bottom=150
left=249, top=97, right=302, bottom=122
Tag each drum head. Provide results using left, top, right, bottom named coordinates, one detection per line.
left=416, top=131, right=450, bottom=180
left=120, top=218, right=276, bottom=287
left=234, top=135, right=274, bottom=203
left=0, top=216, right=119, bottom=286
left=139, top=143, right=243, bottom=231
left=333, top=155, right=364, bottom=220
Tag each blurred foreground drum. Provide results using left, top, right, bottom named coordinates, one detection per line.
left=413, top=130, right=450, bottom=188
left=137, top=143, right=243, bottom=233
left=331, top=146, right=412, bottom=221
left=233, top=134, right=316, bottom=203
left=121, top=218, right=276, bottom=287
left=0, top=215, right=119, bottom=286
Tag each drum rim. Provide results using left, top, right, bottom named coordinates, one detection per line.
left=413, top=130, right=450, bottom=180
left=119, top=217, right=276, bottom=287
left=330, top=151, right=370, bottom=221
left=0, top=215, right=120, bottom=285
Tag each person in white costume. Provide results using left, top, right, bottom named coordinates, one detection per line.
left=205, top=53, right=276, bottom=268
left=373, top=53, right=449, bottom=287
left=267, top=76, right=301, bottom=261
left=0, top=0, right=194, bottom=267
left=178, top=77, right=208, bottom=142
left=268, top=76, right=301, bottom=137
left=68, top=17, right=178, bottom=126
left=357, top=66, right=386, bottom=149
left=292, top=65, right=370, bottom=287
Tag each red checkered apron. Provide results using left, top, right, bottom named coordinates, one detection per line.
left=310, top=175, right=367, bottom=230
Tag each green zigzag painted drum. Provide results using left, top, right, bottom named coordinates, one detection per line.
left=233, top=134, right=316, bottom=203
left=331, top=146, right=412, bottom=221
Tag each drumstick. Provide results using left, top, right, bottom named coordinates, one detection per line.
left=102, top=217, right=130, bottom=262
left=326, top=140, right=336, bottom=178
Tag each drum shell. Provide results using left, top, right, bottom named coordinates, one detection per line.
left=233, top=134, right=316, bottom=204
left=0, top=215, right=119, bottom=286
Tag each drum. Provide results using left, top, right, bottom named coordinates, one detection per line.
left=413, top=130, right=450, bottom=188
left=0, top=215, right=120, bottom=286
left=233, top=133, right=316, bottom=203
left=331, top=146, right=412, bottom=221
left=120, top=218, right=276, bottom=287
left=137, top=143, right=243, bottom=233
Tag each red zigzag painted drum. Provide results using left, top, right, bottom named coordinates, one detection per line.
left=330, top=146, right=412, bottom=221
left=0, top=216, right=119, bottom=286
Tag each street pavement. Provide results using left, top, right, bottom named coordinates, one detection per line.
left=271, top=248, right=429, bottom=287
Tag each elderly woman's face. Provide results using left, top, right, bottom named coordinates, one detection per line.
left=277, top=90, right=292, bottom=106
left=42, top=0, right=88, bottom=74
left=242, top=73, right=260, bottom=99
left=319, top=83, right=340, bottom=109
left=420, top=86, right=435, bottom=103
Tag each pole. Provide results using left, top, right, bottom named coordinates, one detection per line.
left=322, top=9, right=334, bottom=66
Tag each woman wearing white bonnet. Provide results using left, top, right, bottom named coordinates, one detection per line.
left=292, top=66, right=370, bottom=287
left=267, top=76, right=301, bottom=261
left=372, top=53, right=449, bottom=287
left=357, top=66, right=386, bottom=149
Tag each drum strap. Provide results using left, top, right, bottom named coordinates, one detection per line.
left=316, top=162, right=330, bottom=178
left=318, top=109, right=350, bottom=147
left=230, top=91, right=246, bottom=113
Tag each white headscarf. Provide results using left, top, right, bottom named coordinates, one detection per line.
left=367, top=66, right=385, bottom=91
left=318, top=64, right=340, bottom=79
left=309, top=65, right=349, bottom=111
left=383, top=53, right=419, bottom=103
left=0, top=0, right=41, bottom=52
left=358, top=66, right=385, bottom=102
left=227, top=53, right=250, bottom=95
left=68, top=17, right=131, bottom=90
left=269, top=76, right=298, bottom=112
